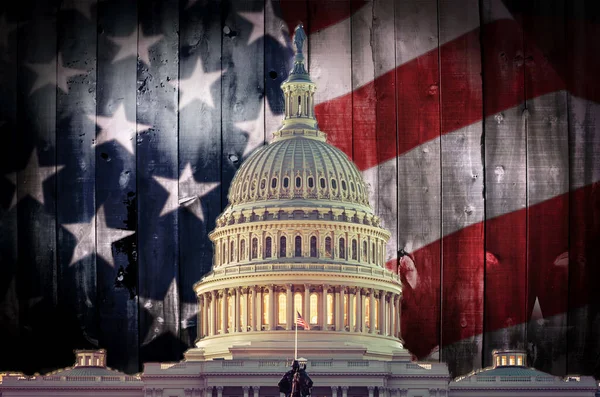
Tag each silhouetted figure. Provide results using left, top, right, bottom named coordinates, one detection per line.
left=278, top=360, right=313, bottom=397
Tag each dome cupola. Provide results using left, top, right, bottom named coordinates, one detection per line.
left=188, top=24, right=408, bottom=363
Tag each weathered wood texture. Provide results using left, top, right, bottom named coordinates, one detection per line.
left=0, top=0, right=597, bottom=379
left=394, top=0, right=441, bottom=361
left=523, top=0, right=569, bottom=376
left=566, top=0, right=600, bottom=376
left=481, top=0, right=527, bottom=367
left=96, top=0, right=139, bottom=373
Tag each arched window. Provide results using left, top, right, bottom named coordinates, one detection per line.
left=320, top=178, right=326, bottom=189
left=294, top=293, right=303, bottom=319
left=278, top=293, right=286, bottom=325
left=280, top=236, right=287, bottom=257
left=309, top=293, right=318, bottom=325
left=350, top=182, right=355, bottom=192
left=310, top=236, right=317, bottom=257
left=240, top=239, right=246, bottom=261
left=298, top=95, right=302, bottom=115
left=341, top=180, right=347, bottom=191
left=230, top=241, right=235, bottom=262
left=263, top=292, right=269, bottom=328
left=308, top=177, right=314, bottom=188
left=265, top=237, right=272, bottom=258
left=339, top=238, right=345, bottom=259
left=295, top=176, right=302, bottom=188
left=372, top=242, right=376, bottom=263
left=251, top=237, right=258, bottom=259
left=331, top=179, right=337, bottom=189
left=295, top=236, right=302, bottom=257
left=283, top=177, right=289, bottom=188
left=327, top=294, right=334, bottom=325
left=352, top=239, right=357, bottom=260
left=260, top=179, right=266, bottom=190
left=272, top=178, right=278, bottom=188
left=363, top=241, right=367, bottom=261
left=325, top=237, right=332, bottom=258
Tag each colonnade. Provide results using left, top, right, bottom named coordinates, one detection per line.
left=197, top=284, right=401, bottom=340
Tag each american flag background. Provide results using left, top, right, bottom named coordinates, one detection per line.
left=0, top=0, right=598, bottom=379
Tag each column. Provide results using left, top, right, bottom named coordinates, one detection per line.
left=210, top=290, right=217, bottom=336
left=193, top=388, right=203, bottom=397
left=369, top=288, right=375, bottom=334
left=269, top=285, right=275, bottom=330
left=368, top=386, right=374, bottom=397
left=356, top=289, right=362, bottom=333
left=220, top=289, right=228, bottom=334
left=334, top=286, right=341, bottom=331
left=396, top=295, right=401, bottom=338
left=378, top=290, right=385, bottom=335
left=322, top=285, right=328, bottom=330
left=203, top=294, right=209, bottom=338
left=205, top=386, right=214, bottom=397
left=197, top=296, right=203, bottom=339
left=304, top=284, right=310, bottom=324
left=240, top=288, right=246, bottom=332
left=348, top=288, right=355, bottom=332
left=339, top=286, right=345, bottom=331
left=243, top=386, right=250, bottom=397
left=233, top=287, right=239, bottom=332
left=331, top=386, right=338, bottom=397
left=341, top=386, right=348, bottom=397
left=256, top=286, right=262, bottom=331
left=428, top=389, right=438, bottom=397
left=185, top=389, right=193, bottom=397
left=252, top=286, right=258, bottom=331
left=286, top=284, right=293, bottom=330
left=216, top=386, right=223, bottom=397
left=145, top=389, right=153, bottom=397
left=253, top=386, right=260, bottom=397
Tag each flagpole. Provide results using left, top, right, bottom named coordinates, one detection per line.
left=294, top=319, right=298, bottom=359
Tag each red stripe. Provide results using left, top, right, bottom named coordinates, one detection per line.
left=316, top=19, right=568, bottom=171
left=389, top=182, right=600, bottom=358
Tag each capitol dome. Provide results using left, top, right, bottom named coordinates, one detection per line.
left=187, top=24, right=408, bottom=362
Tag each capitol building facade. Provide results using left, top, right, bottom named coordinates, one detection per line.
left=1, top=25, right=597, bottom=397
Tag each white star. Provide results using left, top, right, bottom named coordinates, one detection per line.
left=235, top=101, right=279, bottom=157
left=153, top=163, right=219, bottom=221
left=238, top=0, right=288, bottom=48
left=14, top=149, right=64, bottom=206
left=4, top=171, right=16, bottom=209
left=60, top=0, right=103, bottom=20
left=63, top=205, right=135, bottom=267
left=140, top=278, right=180, bottom=344
left=108, top=24, right=163, bottom=66
left=0, top=14, right=17, bottom=49
left=25, top=54, right=86, bottom=94
left=172, top=57, right=224, bottom=110
left=89, top=103, right=151, bottom=154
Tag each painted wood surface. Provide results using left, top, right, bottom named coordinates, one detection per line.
left=0, top=0, right=597, bottom=379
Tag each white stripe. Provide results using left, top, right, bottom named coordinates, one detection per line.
left=364, top=92, right=600, bottom=255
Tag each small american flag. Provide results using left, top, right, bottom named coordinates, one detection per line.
left=296, top=312, right=309, bottom=330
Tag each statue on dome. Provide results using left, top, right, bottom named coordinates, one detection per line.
left=278, top=360, right=313, bottom=397
left=293, top=24, right=307, bottom=54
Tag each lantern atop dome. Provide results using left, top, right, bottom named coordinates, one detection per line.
left=275, top=23, right=321, bottom=139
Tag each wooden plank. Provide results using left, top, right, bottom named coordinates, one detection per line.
left=55, top=0, right=99, bottom=361
left=137, top=0, right=181, bottom=363
left=394, top=0, right=441, bottom=361
left=16, top=0, right=61, bottom=374
left=351, top=0, right=397, bottom=266
left=178, top=0, right=223, bottom=348
left=566, top=0, right=600, bottom=378
left=264, top=0, right=291, bottom=144
left=0, top=1, right=20, bottom=372
left=523, top=0, right=569, bottom=375
left=438, top=0, right=485, bottom=377
left=95, top=0, right=139, bottom=373
left=309, top=0, right=352, bottom=158
left=480, top=2, right=527, bottom=367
